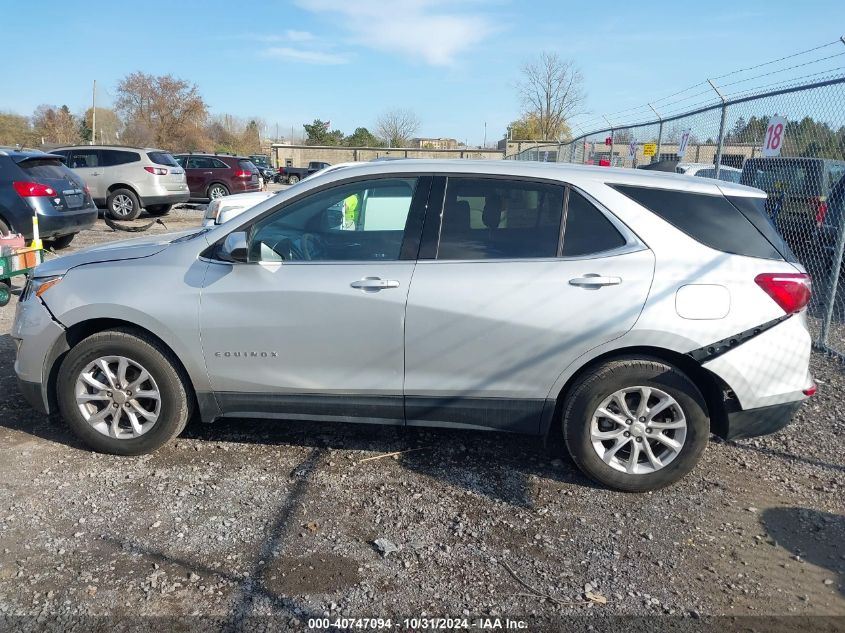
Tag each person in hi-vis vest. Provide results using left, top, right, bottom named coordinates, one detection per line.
left=342, top=193, right=360, bottom=230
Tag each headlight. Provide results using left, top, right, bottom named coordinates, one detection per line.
left=25, top=275, right=63, bottom=301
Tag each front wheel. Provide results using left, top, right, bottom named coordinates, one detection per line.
left=56, top=328, right=192, bottom=455
left=562, top=358, right=709, bottom=492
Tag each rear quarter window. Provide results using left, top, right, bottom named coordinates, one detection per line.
left=101, top=150, right=140, bottom=167
left=238, top=159, right=258, bottom=171
left=147, top=151, right=179, bottom=167
left=611, top=184, right=785, bottom=260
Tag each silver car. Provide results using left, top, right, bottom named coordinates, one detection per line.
left=52, top=146, right=189, bottom=221
left=12, top=160, right=814, bottom=491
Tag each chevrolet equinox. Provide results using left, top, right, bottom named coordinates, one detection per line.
left=12, top=160, right=814, bottom=491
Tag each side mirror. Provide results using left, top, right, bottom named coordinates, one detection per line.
left=218, top=231, right=248, bottom=263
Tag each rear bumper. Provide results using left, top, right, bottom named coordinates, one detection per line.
left=721, top=399, right=802, bottom=440
left=36, top=206, right=97, bottom=239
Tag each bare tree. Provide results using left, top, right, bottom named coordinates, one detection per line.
left=115, top=72, right=208, bottom=150
left=376, top=108, right=420, bottom=147
left=32, top=105, right=80, bottom=145
left=0, top=112, right=36, bottom=146
left=517, top=52, right=584, bottom=141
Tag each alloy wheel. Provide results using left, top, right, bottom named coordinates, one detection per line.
left=74, top=355, right=161, bottom=439
left=589, top=386, right=687, bottom=475
left=111, top=194, right=134, bottom=217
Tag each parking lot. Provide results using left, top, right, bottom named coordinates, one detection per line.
left=0, top=202, right=843, bottom=628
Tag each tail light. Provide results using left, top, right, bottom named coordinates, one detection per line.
left=144, top=166, right=168, bottom=175
left=814, top=197, right=828, bottom=227
left=234, top=169, right=252, bottom=178
left=754, top=273, right=812, bottom=314
left=13, top=181, right=56, bottom=197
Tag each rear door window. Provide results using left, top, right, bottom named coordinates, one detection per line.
left=187, top=156, right=215, bottom=169
left=612, top=184, right=784, bottom=260
left=68, top=150, right=100, bottom=168
left=436, top=177, right=564, bottom=260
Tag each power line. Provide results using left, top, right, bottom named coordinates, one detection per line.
left=711, top=38, right=842, bottom=81
left=717, top=51, right=845, bottom=89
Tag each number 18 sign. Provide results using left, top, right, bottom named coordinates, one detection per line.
left=762, top=116, right=787, bottom=157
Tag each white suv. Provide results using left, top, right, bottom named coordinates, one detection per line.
left=52, top=146, right=189, bottom=220
left=12, top=160, right=814, bottom=491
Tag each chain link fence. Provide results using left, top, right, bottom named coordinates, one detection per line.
left=508, top=75, right=845, bottom=360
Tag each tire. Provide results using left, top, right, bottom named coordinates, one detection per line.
left=0, top=218, right=10, bottom=234
left=287, top=175, right=300, bottom=185
left=56, top=328, right=192, bottom=456
left=146, top=204, right=172, bottom=216
left=107, top=188, right=141, bottom=221
left=46, top=233, right=75, bottom=250
left=562, top=357, right=709, bottom=492
left=207, top=183, right=229, bottom=200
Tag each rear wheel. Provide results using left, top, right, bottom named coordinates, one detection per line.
left=146, top=204, right=172, bottom=216
left=562, top=358, right=709, bottom=492
left=107, top=188, right=141, bottom=221
left=56, top=328, right=191, bottom=455
left=46, top=233, right=75, bottom=250
left=207, top=183, right=228, bottom=200
left=287, top=175, right=300, bottom=185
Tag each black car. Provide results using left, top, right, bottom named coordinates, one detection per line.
left=817, top=173, right=845, bottom=266
left=0, top=148, right=97, bottom=249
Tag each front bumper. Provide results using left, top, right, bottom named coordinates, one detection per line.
left=12, top=293, right=67, bottom=415
left=17, top=377, right=48, bottom=415
left=721, top=399, right=802, bottom=440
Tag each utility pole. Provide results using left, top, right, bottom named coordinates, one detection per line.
left=91, top=80, right=96, bottom=145
left=483, top=121, right=487, bottom=148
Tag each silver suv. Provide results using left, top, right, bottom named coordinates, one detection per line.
left=12, top=160, right=814, bottom=491
left=52, top=146, right=189, bottom=220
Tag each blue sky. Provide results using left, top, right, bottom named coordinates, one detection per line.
left=1, top=0, right=843, bottom=145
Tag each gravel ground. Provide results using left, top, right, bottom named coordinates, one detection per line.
left=0, top=201, right=843, bottom=631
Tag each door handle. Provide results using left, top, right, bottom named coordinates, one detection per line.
left=569, top=274, right=622, bottom=288
left=350, top=277, right=400, bottom=290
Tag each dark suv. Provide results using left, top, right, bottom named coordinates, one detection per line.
left=0, top=148, right=96, bottom=249
left=173, top=154, right=260, bottom=200
left=740, top=157, right=845, bottom=251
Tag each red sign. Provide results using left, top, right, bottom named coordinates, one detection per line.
left=605, top=137, right=612, bottom=146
